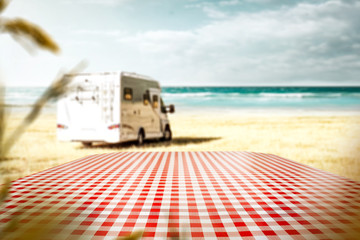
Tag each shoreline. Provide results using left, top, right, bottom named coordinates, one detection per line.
left=5, top=104, right=360, bottom=117
left=174, top=107, right=360, bottom=117
left=1, top=110, right=360, bottom=182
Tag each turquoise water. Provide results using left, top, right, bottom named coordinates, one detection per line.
left=4, top=86, right=360, bottom=112
left=162, top=87, right=360, bottom=111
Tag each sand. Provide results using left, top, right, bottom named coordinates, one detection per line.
left=1, top=110, right=360, bottom=181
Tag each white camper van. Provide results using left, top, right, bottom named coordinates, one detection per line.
left=57, top=71, right=174, bottom=146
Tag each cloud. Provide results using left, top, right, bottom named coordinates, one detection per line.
left=3, top=0, right=359, bottom=86
left=219, top=0, right=240, bottom=6
left=62, top=0, right=130, bottom=6
left=72, top=29, right=127, bottom=37
left=202, top=6, right=228, bottom=19
left=118, top=30, right=196, bottom=53
left=114, top=0, right=360, bottom=85
left=185, top=1, right=229, bottom=19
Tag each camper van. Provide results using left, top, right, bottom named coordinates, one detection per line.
left=57, top=71, right=174, bottom=146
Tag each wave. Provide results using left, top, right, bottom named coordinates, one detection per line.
left=3, top=87, right=360, bottom=109
left=162, top=92, right=359, bottom=99
left=162, top=92, right=213, bottom=98
left=257, top=93, right=346, bottom=99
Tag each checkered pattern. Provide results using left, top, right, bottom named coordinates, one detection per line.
left=1, top=152, right=359, bottom=239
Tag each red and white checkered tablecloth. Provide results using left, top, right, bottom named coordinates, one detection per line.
left=1, top=152, right=359, bottom=239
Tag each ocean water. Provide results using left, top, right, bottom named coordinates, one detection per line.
left=162, top=87, right=360, bottom=112
left=4, top=86, right=360, bottom=113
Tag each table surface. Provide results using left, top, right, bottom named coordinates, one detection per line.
left=1, top=151, right=359, bottom=239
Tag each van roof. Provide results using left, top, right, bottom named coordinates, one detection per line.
left=65, top=71, right=156, bottom=82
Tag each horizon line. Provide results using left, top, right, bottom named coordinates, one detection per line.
left=6, top=84, right=360, bottom=88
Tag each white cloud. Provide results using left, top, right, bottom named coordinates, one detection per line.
left=219, top=0, right=240, bottom=6
left=118, top=30, right=196, bottom=53
left=244, top=0, right=279, bottom=3
left=185, top=1, right=213, bottom=9
left=112, top=0, right=360, bottom=85
left=202, top=6, right=228, bottom=19
left=73, top=29, right=127, bottom=37
left=185, top=1, right=229, bottom=19
left=2, top=0, right=359, bottom=86
left=62, top=0, right=130, bottom=6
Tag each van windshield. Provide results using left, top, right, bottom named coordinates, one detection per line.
left=160, top=98, right=166, bottom=113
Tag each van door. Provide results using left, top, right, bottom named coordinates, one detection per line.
left=149, top=88, right=161, bottom=134
left=69, top=79, right=103, bottom=139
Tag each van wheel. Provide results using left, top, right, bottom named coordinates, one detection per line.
left=82, top=142, right=92, bottom=147
left=137, top=131, right=144, bottom=145
left=163, top=128, right=172, bottom=141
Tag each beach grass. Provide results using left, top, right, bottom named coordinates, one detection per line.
left=1, top=111, right=359, bottom=181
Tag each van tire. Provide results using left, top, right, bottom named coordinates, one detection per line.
left=162, top=127, right=172, bottom=141
left=82, top=142, right=92, bottom=147
left=137, top=131, right=144, bottom=145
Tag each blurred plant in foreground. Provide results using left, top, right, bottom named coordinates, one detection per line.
left=0, top=0, right=87, bottom=170
left=0, top=0, right=59, bottom=54
left=0, top=1, right=146, bottom=239
left=0, top=0, right=62, bottom=161
left=0, top=0, right=88, bottom=239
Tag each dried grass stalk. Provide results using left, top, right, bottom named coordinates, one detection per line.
left=1, top=18, right=59, bottom=53
left=0, top=179, right=10, bottom=203
left=115, top=230, right=144, bottom=240
left=0, top=0, right=9, bottom=13
left=0, top=84, right=5, bottom=157
left=1, top=62, right=86, bottom=157
left=1, top=207, right=69, bottom=240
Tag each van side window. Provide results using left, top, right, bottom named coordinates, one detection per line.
left=143, top=93, right=150, bottom=106
left=124, top=88, right=133, bottom=101
left=152, top=95, right=158, bottom=108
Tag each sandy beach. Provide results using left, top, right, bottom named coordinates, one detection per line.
left=1, top=110, right=360, bottom=181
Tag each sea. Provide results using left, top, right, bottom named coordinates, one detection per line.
left=4, top=86, right=360, bottom=114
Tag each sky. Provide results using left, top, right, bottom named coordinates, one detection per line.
left=0, top=0, right=359, bottom=86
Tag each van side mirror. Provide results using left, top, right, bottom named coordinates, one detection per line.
left=168, top=104, right=175, bottom=113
